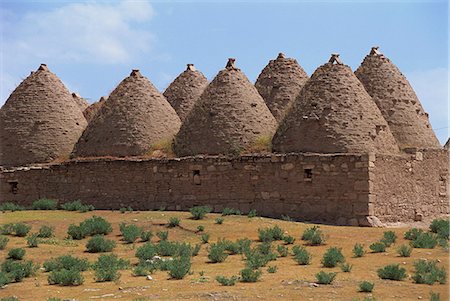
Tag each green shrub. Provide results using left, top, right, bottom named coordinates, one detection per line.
left=322, top=247, right=345, bottom=268
left=292, top=245, right=311, bottom=265
left=120, top=224, right=142, bottom=243
left=32, top=198, right=58, bottom=210
left=240, top=268, right=261, bottom=282
left=359, top=281, right=374, bottom=292
left=247, top=209, right=257, bottom=218
left=267, top=265, right=277, bottom=273
left=222, top=208, right=241, bottom=216
left=8, top=248, right=25, bottom=260
left=404, top=228, right=424, bottom=240
left=167, top=255, right=191, bottom=279
left=47, top=298, right=62, bottom=301
left=0, top=297, right=19, bottom=301
left=315, top=271, right=336, bottom=284
left=369, top=242, right=386, bottom=253
left=208, top=243, right=228, bottom=263
left=353, top=243, right=365, bottom=257
left=156, top=240, right=182, bottom=256
left=301, top=226, right=320, bottom=240
left=277, top=245, right=289, bottom=257
left=37, top=225, right=54, bottom=238
left=168, top=217, right=180, bottom=228
left=48, top=269, right=84, bottom=286
left=340, top=263, right=353, bottom=272
left=26, top=233, right=39, bottom=248
left=81, top=216, right=112, bottom=236
left=216, top=275, right=239, bottom=286
left=13, top=223, right=31, bottom=237
left=411, top=232, right=438, bottom=249
left=282, top=235, right=295, bottom=244
left=430, top=218, right=449, bottom=239
left=43, top=255, right=89, bottom=272
left=0, top=224, right=14, bottom=235
left=60, top=200, right=94, bottom=212
left=156, top=231, right=168, bottom=241
left=281, top=215, right=294, bottom=221
left=201, top=233, right=210, bottom=244
left=302, top=226, right=325, bottom=246
left=258, top=225, right=284, bottom=242
left=1, top=260, right=36, bottom=282
left=196, top=225, right=205, bottom=232
left=192, top=244, right=201, bottom=256
left=430, top=292, right=441, bottom=301
left=377, top=264, right=407, bottom=280
left=93, top=254, right=129, bottom=282
left=0, top=202, right=24, bottom=212
left=190, top=206, right=211, bottom=220
left=412, top=259, right=447, bottom=285
left=140, top=231, right=152, bottom=242
left=0, top=236, right=9, bottom=250
left=381, top=231, right=397, bottom=247
left=218, top=239, right=239, bottom=255
left=236, top=238, right=252, bottom=254
left=133, top=264, right=152, bottom=276
left=215, top=217, right=224, bottom=225
left=245, top=248, right=272, bottom=269
left=86, top=235, right=116, bottom=253
left=135, top=243, right=156, bottom=261
left=0, top=271, right=11, bottom=286
left=397, top=245, right=413, bottom=257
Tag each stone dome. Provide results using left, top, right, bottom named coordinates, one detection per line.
left=272, top=54, right=399, bottom=154
left=72, top=70, right=181, bottom=157
left=163, top=64, right=208, bottom=122
left=72, top=92, right=89, bottom=111
left=255, top=53, right=309, bottom=122
left=355, top=47, right=440, bottom=149
left=83, top=96, right=106, bottom=123
left=0, top=64, right=87, bottom=167
left=174, top=59, right=277, bottom=156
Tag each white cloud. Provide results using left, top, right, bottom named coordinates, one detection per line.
left=407, top=67, right=449, bottom=144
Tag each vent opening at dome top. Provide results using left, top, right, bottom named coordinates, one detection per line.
left=328, top=53, right=343, bottom=65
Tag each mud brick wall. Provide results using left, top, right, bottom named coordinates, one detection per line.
left=370, top=149, right=449, bottom=223
left=0, top=154, right=372, bottom=225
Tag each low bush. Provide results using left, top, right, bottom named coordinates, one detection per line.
left=340, top=263, right=353, bottom=272
left=0, top=297, right=19, bottom=301
left=258, top=225, right=284, bottom=242
left=245, top=248, right=272, bottom=269
left=216, top=275, right=239, bottom=286
left=60, top=200, right=94, bottom=212
left=196, top=225, right=205, bottom=232
left=377, top=264, right=407, bottom=280
left=190, top=206, right=211, bottom=220
left=192, top=243, right=201, bottom=256
left=222, top=208, right=241, bottom=216
left=48, top=269, right=84, bottom=286
left=369, top=242, right=386, bottom=253
left=32, top=199, right=58, bottom=210
left=353, top=243, right=365, bottom=257
left=247, top=209, right=257, bottom=218
left=301, top=226, right=320, bottom=241
left=119, top=206, right=133, bottom=213
left=201, top=233, right=210, bottom=244
left=404, top=228, right=424, bottom=240
left=215, top=217, right=224, bottom=225
left=43, top=255, right=89, bottom=272
left=267, top=265, right=278, bottom=273
left=135, top=243, right=156, bottom=261
left=282, top=235, right=295, bottom=245
left=38, top=225, right=54, bottom=238
left=0, top=202, right=24, bottom=212
left=240, top=268, right=261, bottom=282
left=218, top=239, right=239, bottom=255
left=67, top=225, right=86, bottom=240
left=140, top=231, right=152, bottom=242
left=12, top=223, right=31, bottom=237
left=430, top=292, right=441, bottom=301
left=120, top=224, right=142, bottom=243
left=301, top=226, right=326, bottom=246
left=277, top=245, right=289, bottom=257
left=156, top=231, right=169, bottom=241
left=292, top=245, right=311, bottom=265
left=167, top=255, right=191, bottom=279
left=26, top=233, right=39, bottom=248
left=322, top=247, right=345, bottom=268
left=397, top=245, right=413, bottom=257
left=236, top=238, right=252, bottom=254
left=412, top=259, right=447, bottom=285
left=0, top=224, right=14, bottom=235
left=359, top=281, right=374, bottom=292
left=0, top=236, right=9, bottom=250
left=156, top=240, right=186, bottom=256
left=93, top=254, right=129, bottom=282
left=85, top=235, right=116, bottom=253
left=380, top=231, right=397, bottom=247
left=1, top=259, right=36, bottom=282
left=168, top=217, right=180, bottom=228
left=208, top=243, right=228, bottom=263
left=0, top=271, right=11, bottom=286
left=281, top=215, right=294, bottom=222
left=315, top=271, right=336, bottom=284
left=430, top=218, right=449, bottom=239
left=81, top=216, right=112, bottom=236
left=411, top=232, right=438, bottom=249
left=257, top=242, right=276, bottom=258
left=8, top=248, right=25, bottom=260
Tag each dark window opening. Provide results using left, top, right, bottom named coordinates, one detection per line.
left=8, top=181, right=18, bottom=194
left=304, top=169, right=313, bottom=179
left=193, top=170, right=201, bottom=185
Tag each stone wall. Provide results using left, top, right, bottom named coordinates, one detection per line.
left=369, top=149, right=449, bottom=223
left=0, top=154, right=372, bottom=225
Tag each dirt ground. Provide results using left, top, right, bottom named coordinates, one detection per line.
left=0, top=210, right=448, bottom=301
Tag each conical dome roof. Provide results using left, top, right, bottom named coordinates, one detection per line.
left=72, top=70, right=181, bottom=157
left=83, top=96, right=106, bottom=123
left=355, top=47, right=440, bottom=149
left=163, top=64, right=208, bottom=122
left=174, top=59, right=277, bottom=156
left=272, top=54, right=399, bottom=154
left=255, top=53, right=309, bottom=122
left=72, top=92, right=89, bottom=111
left=0, top=64, right=87, bottom=167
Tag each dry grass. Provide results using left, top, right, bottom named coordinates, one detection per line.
left=144, top=138, right=175, bottom=158
left=242, top=134, right=273, bottom=154
left=0, top=210, right=448, bottom=301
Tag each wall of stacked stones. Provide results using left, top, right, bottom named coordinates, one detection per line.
left=369, top=149, right=449, bottom=223
left=0, top=154, right=372, bottom=225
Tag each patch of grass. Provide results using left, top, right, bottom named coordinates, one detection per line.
left=353, top=243, right=365, bottom=257
left=430, top=218, right=449, bottom=239
left=120, top=206, right=133, bottom=213
left=412, top=259, right=446, bottom=285
left=201, top=233, right=210, bottom=244
left=167, top=255, right=191, bottom=279
left=0, top=236, right=9, bottom=250
left=377, top=264, right=407, bottom=281
left=8, top=248, right=25, bottom=260
left=37, top=225, right=54, bottom=238
left=267, top=265, right=277, bottom=273
left=190, top=206, right=211, bottom=220
left=147, top=138, right=175, bottom=157
left=120, top=223, right=142, bottom=243
left=282, top=235, right=295, bottom=245
left=315, top=271, right=336, bottom=284
left=397, top=244, right=413, bottom=257
left=340, top=262, right=353, bottom=272
left=240, top=267, right=262, bottom=282
left=292, top=245, right=312, bottom=265
left=404, top=228, right=424, bottom=240
left=140, top=231, right=152, bottom=242
left=321, top=247, right=345, bottom=268
left=196, top=225, right=205, bottom=232
left=258, top=225, right=284, bottom=242
left=430, top=292, right=441, bottom=301
left=359, top=281, right=374, bottom=292
left=48, top=269, right=84, bottom=286
left=244, top=134, right=272, bottom=154
left=277, top=245, right=289, bottom=257
left=156, top=230, right=169, bottom=241
left=208, top=242, right=228, bottom=263
left=32, top=198, right=58, bottom=210
left=0, top=202, right=25, bottom=212
left=216, top=275, right=239, bottom=286
left=85, top=235, right=116, bottom=253
left=222, top=208, right=241, bottom=216
left=92, top=254, right=129, bottom=282
left=380, top=231, right=397, bottom=247
left=12, top=223, right=31, bottom=237
left=60, top=200, right=94, bottom=212
left=215, top=217, right=224, bottom=225
left=247, top=209, right=257, bottom=218
left=0, top=224, right=14, bottom=235
left=369, top=242, right=386, bottom=253
left=26, top=233, right=39, bottom=248
left=168, top=217, right=180, bottom=228
left=411, top=232, right=438, bottom=249
left=43, top=255, right=89, bottom=272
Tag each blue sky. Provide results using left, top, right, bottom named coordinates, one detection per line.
left=1, top=0, right=448, bottom=143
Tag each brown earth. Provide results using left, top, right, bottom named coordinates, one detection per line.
left=0, top=210, right=448, bottom=301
